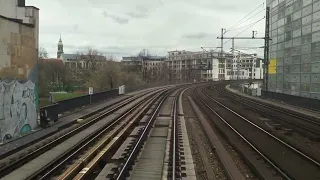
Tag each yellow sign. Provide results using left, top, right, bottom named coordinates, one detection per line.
left=269, top=59, right=277, bottom=66
left=268, top=59, right=277, bottom=74
left=268, top=66, right=276, bottom=74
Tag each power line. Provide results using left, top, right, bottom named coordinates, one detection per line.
left=226, top=14, right=265, bottom=32
left=203, top=1, right=268, bottom=51
left=226, top=2, right=265, bottom=32
left=227, top=8, right=266, bottom=32
left=223, top=16, right=266, bottom=45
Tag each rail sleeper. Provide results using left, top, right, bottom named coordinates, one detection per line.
left=178, top=116, right=196, bottom=179
left=178, top=88, right=196, bottom=180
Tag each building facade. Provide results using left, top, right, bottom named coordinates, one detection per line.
left=166, top=50, right=263, bottom=82
left=226, top=50, right=264, bottom=80
left=166, top=50, right=220, bottom=82
left=57, top=37, right=106, bottom=69
left=122, top=55, right=166, bottom=81
left=0, top=0, right=39, bottom=143
left=267, top=0, right=320, bottom=99
left=122, top=50, right=263, bottom=83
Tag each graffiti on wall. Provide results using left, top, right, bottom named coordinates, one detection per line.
left=0, top=80, right=37, bottom=143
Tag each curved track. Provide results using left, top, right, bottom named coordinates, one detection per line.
left=216, top=84, right=320, bottom=140
left=107, top=87, right=187, bottom=180
left=1, top=87, right=169, bottom=180
left=193, top=83, right=320, bottom=180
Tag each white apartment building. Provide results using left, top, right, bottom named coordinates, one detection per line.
left=166, top=49, right=264, bottom=82
left=166, top=50, right=221, bottom=82
left=225, top=50, right=264, bottom=80
left=121, top=49, right=264, bottom=83
left=122, top=56, right=166, bottom=70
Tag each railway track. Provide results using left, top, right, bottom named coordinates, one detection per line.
left=1, top=88, right=169, bottom=180
left=0, top=88, right=161, bottom=161
left=89, top=87, right=196, bottom=180
left=213, top=84, right=320, bottom=141
left=193, top=84, right=320, bottom=180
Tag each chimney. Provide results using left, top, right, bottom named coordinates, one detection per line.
left=17, top=0, right=25, bottom=7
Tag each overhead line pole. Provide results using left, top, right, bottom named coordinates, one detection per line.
left=220, top=28, right=226, bottom=80
left=264, top=7, right=270, bottom=92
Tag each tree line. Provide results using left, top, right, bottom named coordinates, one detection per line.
left=38, top=48, right=182, bottom=97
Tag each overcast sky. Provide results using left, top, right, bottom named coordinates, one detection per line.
left=28, top=0, right=266, bottom=60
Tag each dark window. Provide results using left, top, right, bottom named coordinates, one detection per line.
left=18, top=0, right=25, bottom=7
left=286, top=15, right=292, bottom=24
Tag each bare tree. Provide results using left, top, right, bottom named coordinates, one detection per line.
left=85, top=59, right=121, bottom=91
left=39, top=47, right=49, bottom=59
left=70, top=48, right=106, bottom=86
left=38, top=58, right=68, bottom=96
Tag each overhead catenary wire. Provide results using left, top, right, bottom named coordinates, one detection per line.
left=204, top=1, right=275, bottom=52
left=226, top=8, right=266, bottom=32
left=205, top=2, right=265, bottom=47
left=226, top=2, right=265, bottom=32
left=226, top=14, right=266, bottom=32
left=223, top=16, right=266, bottom=46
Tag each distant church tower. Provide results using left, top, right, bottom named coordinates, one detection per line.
left=57, top=35, right=64, bottom=58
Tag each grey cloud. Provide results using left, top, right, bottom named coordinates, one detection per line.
left=136, top=6, right=149, bottom=13
left=183, top=32, right=212, bottom=39
left=102, top=11, right=129, bottom=24
left=31, top=0, right=265, bottom=59
left=126, top=12, right=148, bottom=19
left=126, top=6, right=149, bottom=19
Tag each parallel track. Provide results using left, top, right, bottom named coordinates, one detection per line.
left=113, top=88, right=181, bottom=180
left=194, top=84, right=320, bottom=180
left=43, top=89, right=166, bottom=180
left=1, top=88, right=167, bottom=180
left=214, top=84, right=320, bottom=140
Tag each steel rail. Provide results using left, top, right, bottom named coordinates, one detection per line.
left=115, top=90, right=170, bottom=180
left=194, top=87, right=293, bottom=180
left=25, top=89, right=166, bottom=180
left=172, top=93, right=178, bottom=179
left=203, top=86, right=320, bottom=167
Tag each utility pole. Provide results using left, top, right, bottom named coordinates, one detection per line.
left=264, top=7, right=270, bottom=92
left=237, top=51, right=241, bottom=80
left=221, top=28, right=224, bottom=57
left=217, top=16, right=271, bottom=83
left=218, top=32, right=263, bottom=81
left=220, top=28, right=226, bottom=80
left=232, top=38, right=235, bottom=80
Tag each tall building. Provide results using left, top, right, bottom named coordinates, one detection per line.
left=122, top=50, right=264, bottom=82
left=226, top=50, right=264, bottom=80
left=166, top=50, right=264, bottom=82
left=57, top=35, right=64, bottom=58
left=267, top=0, right=320, bottom=99
left=0, top=0, right=39, bottom=142
left=166, top=50, right=220, bottom=82
left=121, top=55, right=166, bottom=81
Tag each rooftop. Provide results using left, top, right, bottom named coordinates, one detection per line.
left=122, top=56, right=166, bottom=61
left=61, top=53, right=107, bottom=61
left=0, top=15, right=34, bottom=28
